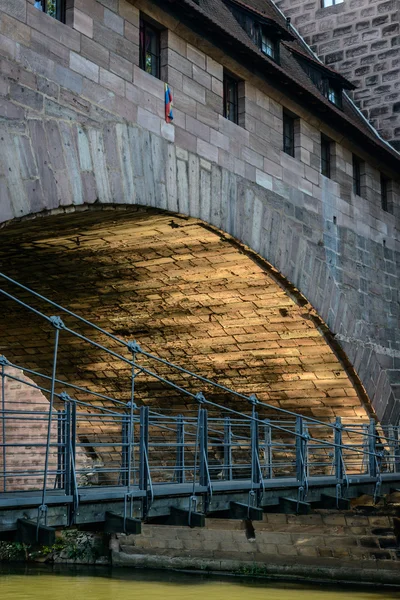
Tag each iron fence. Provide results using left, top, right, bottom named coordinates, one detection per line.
left=0, top=271, right=399, bottom=529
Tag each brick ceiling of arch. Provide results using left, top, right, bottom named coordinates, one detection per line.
left=0, top=206, right=371, bottom=422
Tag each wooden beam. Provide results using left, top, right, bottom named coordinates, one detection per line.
left=17, top=519, right=55, bottom=546
left=320, top=494, right=350, bottom=510
left=104, top=512, right=141, bottom=535
left=229, top=501, right=263, bottom=521
left=167, top=507, right=205, bottom=528
left=279, top=497, right=311, bottom=515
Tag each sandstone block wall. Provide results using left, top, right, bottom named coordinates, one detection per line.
left=0, top=366, right=61, bottom=492
left=276, top=0, right=400, bottom=149
left=115, top=511, right=400, bottom=563
left=0, top=208, right=369, bottom=419
left=0, top=365, right=95, bottom=492
left=0, top=0, right=399, bottom=423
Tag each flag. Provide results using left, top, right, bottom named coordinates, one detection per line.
left=165, top=83, right=173, bottom=123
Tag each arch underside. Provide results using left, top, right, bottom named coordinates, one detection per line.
left=0, top=206, right=369, bottom=422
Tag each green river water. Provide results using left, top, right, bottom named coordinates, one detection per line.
left=1, top=567, right=400, bottom=600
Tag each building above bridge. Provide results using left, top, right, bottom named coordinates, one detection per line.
left=276, top=0, right=400, bottom=150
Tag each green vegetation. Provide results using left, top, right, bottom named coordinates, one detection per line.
left=236, top=563, right=270, bottom=577
left=0, top=531, right=105, bottom=564
left=45, top=0, right=56, bottom=17
left=0, top=542, right=29, bottom=562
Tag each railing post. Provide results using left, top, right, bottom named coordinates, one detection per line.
left=56, top=409, right=65, bottom=490
left=139, top=406, right=149, bottom=493
left=127, top=342, right=140, bottom=491
left=394, top=427, right=400, bottom=473
left=70, top=401, right=77, bottom=522
left=223, top=417, right=232, bottom=481
left=59, top=392, right=76, bottom=525
left=264, top=419, right=272, bottom=480
left=199, top=408, right=208, bottom=487
left=1, top=359, right=7, bottom=493
left=175, top=414, right=185, bottom=484
left=121, top=414, right=130, bottom=487
left=388, top=425, right=395, bottom=473
left=369, top=419, right=377, bottom=478
left=64, top=401, right=71, bottom=496
left=251, top=409, right=260, bottom=487
left=38, top=317, right=63, bottom=537
left=334, top=416, right=343, bottom=483
left=295, top=416, right=305, bottom=486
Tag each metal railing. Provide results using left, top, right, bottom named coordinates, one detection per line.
left=0, top=272, right=400, bottom=529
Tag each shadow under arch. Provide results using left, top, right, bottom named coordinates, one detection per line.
left=0, top=202, right=373, bottom=422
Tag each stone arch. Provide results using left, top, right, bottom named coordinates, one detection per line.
left=1, top=119, right=397, bottom=422
left=0, top=204, right=371, bottom=423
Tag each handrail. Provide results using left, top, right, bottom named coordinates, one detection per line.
left=0, top=271, right=398, bottom=503
left=0, top=357, right=389, bottom=463
left=0, top=272, right=392, bottom=449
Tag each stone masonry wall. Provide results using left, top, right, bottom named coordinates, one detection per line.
left=276, top=0, right=400, bottom=149
left=0, top=366, right=60, bottom=492
left=0, top=207, right=369, bottom=415
left=0, top=1, right=399, bottom=422
left=0, top=365, right=95, bottom=492
left=114, top=511, right=400, bottom=566
left=0, top=207, right=372, bottom=480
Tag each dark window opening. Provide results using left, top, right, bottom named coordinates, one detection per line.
left=297, top=58, right=343, bottom=109
left=321, top=135, right=331, bottom=178
left=223, top=72, right=239, bottom=124
left=225, top=3, right=281, bottom=64
left=283, top=112, right=295, bottom=157
left=353, top=155, right=361, bottom=196
left=261, top=29, right=279, bottom=62
left=381, top=174, right=389, bottom=212
left=327, top=82, right=342, bottom=108
left=34, top=0, right=66, bottom=23
left=299, top=61, right=326, bottom=95
left=140, top=17, right=161, bottom=79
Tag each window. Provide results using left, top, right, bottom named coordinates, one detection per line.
left=297, top=58, right=343, bottom=109
left=139, top=17, right=161, bottom=79
left=261, top=30, right=278, bottom=61
left=321, top=135, right=331, bottom=178
left=223, top=72, right=239, bottom=124
left=381, top=174, right=389, bottom=212
left=353, top=155, right=361, bottom=196
left=327, top=83, right=342, bottom=108
left=283, top=112, right=295, bottom=157
left=321, top=0, right=344, bottom=6
left=34, top=0, right=66, bottom=22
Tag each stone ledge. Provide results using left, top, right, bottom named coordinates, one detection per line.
left=111, top=550, right=400, bottom=586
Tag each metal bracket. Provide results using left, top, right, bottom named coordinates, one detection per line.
left=49, top=315, right=65, bottom=329
left=128, top=341, right=141, bottom=354
left=195, top=392, right=205, bottom=404
left=249, top=394, right=258, bottom=405
left=0, top=356, right=9, bottom=366
left=60, top=391, right=72, bottom=403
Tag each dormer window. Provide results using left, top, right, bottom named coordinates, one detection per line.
left=261, top=30, right=278, bottom=61
left=327, top=83, right=342, bottom=108
left=296, top=57, right=344, bottom=109
left=225, top=1, right=287, bottom=65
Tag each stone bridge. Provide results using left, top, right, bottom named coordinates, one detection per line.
left=0, top=0, right=399, bottom=424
